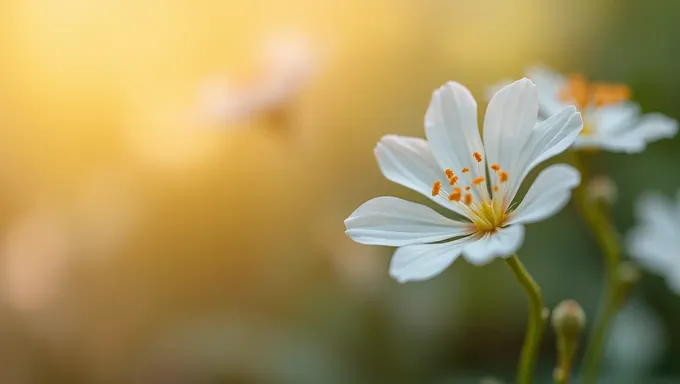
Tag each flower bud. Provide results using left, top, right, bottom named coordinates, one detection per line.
left=552, top=300, right=586, bottom=383
left=616, top=261, right=641, bottom=306
left=617, top=261, right=641, bottom=287
left=552, top=300, right=586, bottom=337
left=587, top=175, right=617, bottom=205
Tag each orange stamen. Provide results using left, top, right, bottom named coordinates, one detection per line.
left=498, top=171, right=508, bottom=183
left=448, top=176, right=459, bottom=185
left=473, top=152, right=483, bottom=163
left=463, top=193, right=473, bottom=205
left=493, top=185, right=499, bottom=192
left=490, top=164, right=500, bottom=171
left=472, top=176, right=485, bottom=185
left=461, top=168, right=470, bottom=173
left=432, top=180, right=441, bottom=196
left=559, top=74, right=632, bottom=109
left=445, top=169, right=454, bottom=179
left=449, top=187, right=461, bottom=202
left=559, top=74, right=590, bottom=109
left=591, top=83, right=631, bottom=106
left=465, top=186, right=471, bottom=191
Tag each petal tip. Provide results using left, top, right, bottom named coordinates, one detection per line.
left=517, top=77, right=537, bottom=87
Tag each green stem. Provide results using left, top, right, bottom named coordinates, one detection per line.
left=506, top=255, right=545, bottom=384
left=570, top=151, right=623, bottom=384
left=554, top=333, right=579, bottom=384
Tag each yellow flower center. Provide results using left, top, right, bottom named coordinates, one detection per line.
left=431, top=153, right=510, bottom=233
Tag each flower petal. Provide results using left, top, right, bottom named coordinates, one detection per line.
left=526, top=66, right=570, bottom=117
left=583, top=108, right=677, bottom=153
left=508, top=164, right=580, bottom=225
left=483, top=78, right=539, bottom=176
left=626, top=225, right=674, bottom=275
left=389, top=237, right=472, bottom=283
left=591, top=102, right=641, bottom=135
left=599, top=112, right=678, bottom=153
left=344, top=197, right=473, bottom=246
left=635, top=113, right=679, bottom=142
left=425, top=82, right=485, bottom=197
left=626, top=192, right=679, bottom=275
left=374, top=135, right=467, bottom=216
left=507, top=106, right=582, bottom=198
left=462, top=225, right=525, bottom=266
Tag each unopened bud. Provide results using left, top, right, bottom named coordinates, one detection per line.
left=617, top=261, right=641, bottom=286
left=587, top=175, right=617, bottom=205
left=552, top=300, right=586, bottom=383
left=616, top=261, right=641, bottom=304
left=552, top=300, right=586, bottom=337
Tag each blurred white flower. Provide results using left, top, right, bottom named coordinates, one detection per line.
left=626, top=190, right=680, bottom=294
left=606, top=299, right=666, bottom=377
left=345, top=79, right=583, bottom=283
left=2, top=206, right=72, bottom=315
left=197, top=32, right=317, bottom=126
left=525, top=66, right=677, bottom=153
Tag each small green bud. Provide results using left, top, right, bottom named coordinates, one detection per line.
left=617, top=261, right=641, bottom=287
left=552, top=300, right=586, bottom=337
left=587, top=175, right=617, bottom=205
left=616, top=261, right=641, bottom=305
left=552, top=300, right=586, bottom=383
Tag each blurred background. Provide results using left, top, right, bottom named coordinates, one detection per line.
left=0, top=0, right=679, bottom=382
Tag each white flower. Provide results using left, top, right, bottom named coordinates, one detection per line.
left=606, top=299, right=666, bottom=376
left=197, top=32, right=316, bottom=126
left=626, top=190, right=680, bottom=294
left=525, top=66, right=677, bottom=153
left=344, top=79, right=583, bottom=283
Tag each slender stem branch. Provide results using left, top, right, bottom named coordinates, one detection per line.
left=570, top=151, right=623, bottom=384
left=506, top=254, right=545, bottom=384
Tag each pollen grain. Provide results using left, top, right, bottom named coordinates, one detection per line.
left=473, top=152, right=483, bottom=163
left=431, top=180, right=442, bottom=196
left=498, top=171, right=508, bottom=183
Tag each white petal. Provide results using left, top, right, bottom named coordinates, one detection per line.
left=389, top=237, right=472, bottom=283
left=374, top=135, right=467, bottom=216
left=526, top=66, right=570, bottom=117
left=507, top=106, right=582, bottom=198
left=344, top=197, right=473, bottom=246
left=484, top=79, right=512, bottom=101
left=588, top=110, right=677, bottom=153
left=462, top=225, right=525, bottom=265
left=635, top=191, right=677, bottom=227
left=425, top=82, right=485, bottom=196
left=636, top=113, right=678, bottom=141
left=572, top=134, right=630, bottom=152
left=626, top=192, right=679, bottom=275
left=483, top=78, right=539, bottom=175
left=626, top=226, right=674, bottom=275
left=508, top=165, right=580, bottom=225
left=592, top=102, right=641, bottom=135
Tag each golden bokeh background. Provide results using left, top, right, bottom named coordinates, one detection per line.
left=0, top=0, right=677, bottom=382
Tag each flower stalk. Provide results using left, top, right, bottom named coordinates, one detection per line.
left=552, top=300, right=586, bottom=384
left=570, top=151, right=623, bottom=384
left=506, top=254, right=546, bottom=384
